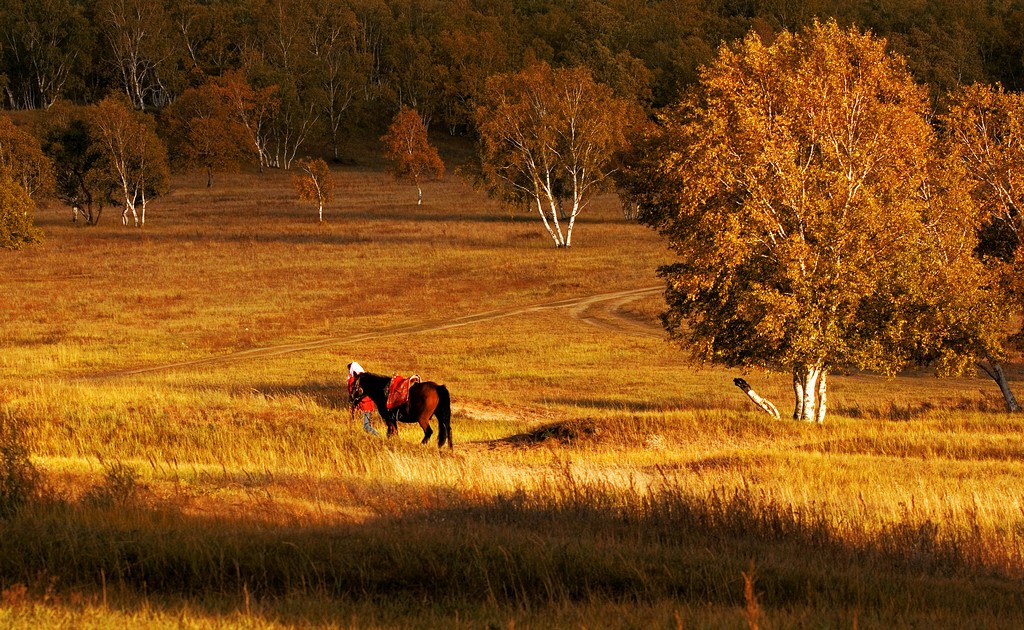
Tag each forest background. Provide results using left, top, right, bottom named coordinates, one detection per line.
left=4, top=0, right=1022, bottom=142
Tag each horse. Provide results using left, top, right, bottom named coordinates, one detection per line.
left=350, top=371, right=453, bottom=449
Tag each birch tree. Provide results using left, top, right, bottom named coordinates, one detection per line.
left=381, top=105, right=444, bottom=205
left=91, top=95, right=169, bottom=227
left=96, top=0, right=177, bottom=109
left=304, top=0, right=369, bottom=159
left=169, top=0, right=244, bottom=76
left=0, top=0, right=91, bottom=109
left=248, top=0, right=322, bottom=170
left=475, top=62, right=632, bottom=248
left=219, top=70, right=280, bottom=173
left=940, top=83, right=1024, bottom=411
left=635, top=20, right=954, bottom=423
left=292, top=157, right=333, bottom=222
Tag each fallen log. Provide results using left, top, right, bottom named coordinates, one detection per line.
left=733, top=378, right=780, bottom=419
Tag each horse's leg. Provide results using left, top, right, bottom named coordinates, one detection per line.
left=412, top=400, right=433, bottom=445
left=406, top=386, right=431, bottom=445
left=423, top=389, right=447, bottom=449
left=420, top=390, right=442, bottom=445
left=386, top=419, right=398, bottom=437
left=419, top=416, right=433, bottom=445
left=434, top=386, right=451, bottom=449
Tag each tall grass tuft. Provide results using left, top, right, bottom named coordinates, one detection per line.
left=0, top=410, right=41, bottom=518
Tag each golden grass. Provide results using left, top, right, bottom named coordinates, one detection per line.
left=2, top=155, right=1024, bottom=628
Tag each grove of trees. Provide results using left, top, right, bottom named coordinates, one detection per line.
left=4, top=0, right=1024, bottom=419
left=4, top=0, right=1024, bottom=128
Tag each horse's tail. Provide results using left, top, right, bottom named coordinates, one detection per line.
left=436, top=385, right=452, bottom=449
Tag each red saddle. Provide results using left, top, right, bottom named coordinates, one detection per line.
left=386, top=374, right=420, bottom=409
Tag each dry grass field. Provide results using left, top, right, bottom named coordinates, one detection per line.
left=2, top=139, right=1024, bottom=628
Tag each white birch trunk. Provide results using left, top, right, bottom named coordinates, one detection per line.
left=565, top=197, right=581, bottom=248
left=792, top=363, right=827, bottom=423
left=734, top=378, right=780, bottom=419
left=140, top=185, right=147, bottom=227
left=121, top=184, right=137, bottom=227
left=792, top=367, right=805, bottom=420
left=122, top=202, right=138, bottom=227
left=534, top=195, right=561, bottom=246
left=800, top=366, right=817, bottom=422
left=814, top=370, right=827, bottom=424
left=546, top=195, right=566, bottom=246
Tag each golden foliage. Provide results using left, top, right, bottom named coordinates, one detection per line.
left=160, top=79, right=254, bottom=184
left=475, top=61, right=637, bottom=246
left=0, top=173, right=41, bottom=249
left=380, top=106, right=444, bottom=203
left=292, top=157, right=334, bottom=221
left=644, top=21, right=966, bottom=380
left=0, top=114, right=55, bottom=199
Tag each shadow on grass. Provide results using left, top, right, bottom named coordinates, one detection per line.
left=246, top=381, right=349, bottom=411
left=2, top=475, right=1022, bottom=627
left=491, top=419, right=599, bottom=446
left=832, top=395, right=1007, bottom=421
left=543, top=397, right=747, bottom=414
left=542, top=398, right=678, bottom=413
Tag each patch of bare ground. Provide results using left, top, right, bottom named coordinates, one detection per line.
left=571, top=288, right=665, bottom=338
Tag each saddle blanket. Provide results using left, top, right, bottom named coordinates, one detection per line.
left=387, top=374, right=420, bottom=409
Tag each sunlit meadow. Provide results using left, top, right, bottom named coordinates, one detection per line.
left=2, top=138, right=1023, bottom=628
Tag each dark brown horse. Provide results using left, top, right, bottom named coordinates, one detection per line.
left=350, top=371, right=452, bottom=448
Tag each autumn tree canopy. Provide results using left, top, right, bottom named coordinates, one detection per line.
left=90, top=95, right=170, bottom=227
left=475, top=62, right=634, bottom=248
left=161, top=79, right=253, bottom=187
left=381, top=106, right=444, bottom=205
left=40, top=103, right=114, bottom=225
left=0, top=114, right=54, bottom=199
left=635, top=20, right=975, bottom=423
left=939, top=83, right=1024, bottom=411
left=0, top=174, right=41, bottom=250
left=0, top=114, right=50, bottom=248
left=292, top=157, right=334, bottom=222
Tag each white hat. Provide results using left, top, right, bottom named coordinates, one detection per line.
left=348, top=361, right=365, bottom=378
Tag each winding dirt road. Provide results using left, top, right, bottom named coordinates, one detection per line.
left=94, top=286, right=664, bottom=379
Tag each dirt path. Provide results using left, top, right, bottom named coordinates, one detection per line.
left=93, top=286, right=664, bottom=379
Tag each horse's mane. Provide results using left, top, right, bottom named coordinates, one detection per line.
left=357, top=371, right=391, bottom=390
